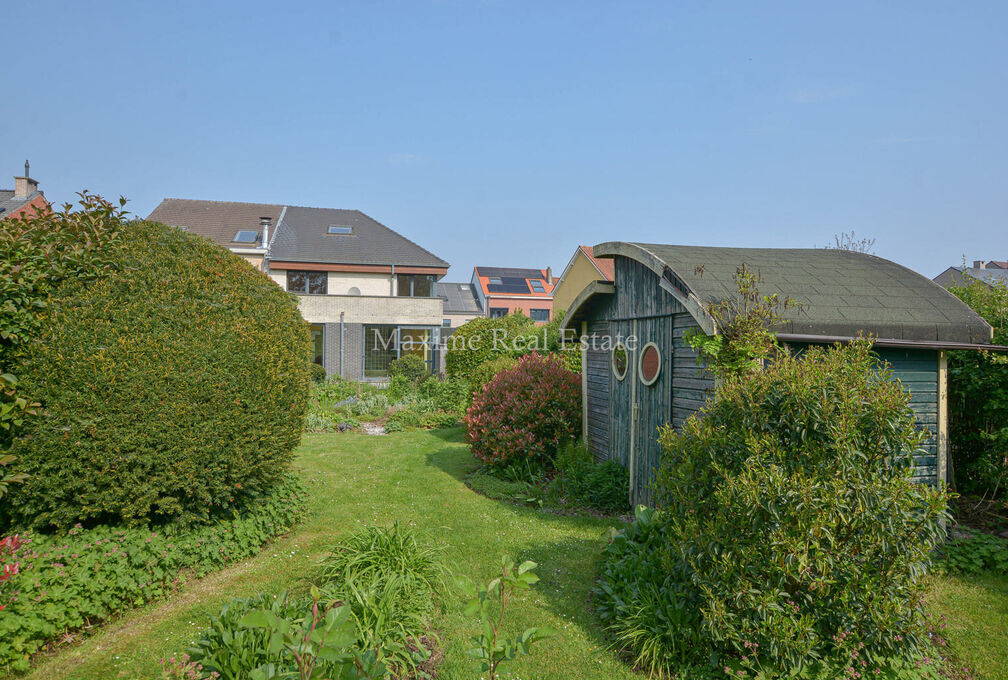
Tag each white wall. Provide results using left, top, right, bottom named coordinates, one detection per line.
left=266, top=269, right=392, bottom=295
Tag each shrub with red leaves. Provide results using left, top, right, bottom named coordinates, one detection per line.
left=465, top=352, right=581, bottom=467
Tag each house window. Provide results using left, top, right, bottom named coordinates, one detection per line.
left=529, top=279, right=545, bottom=293
left=530, top=308, right=550, bottom=322
left=363, top=325, right=438, bottom=377
left=396, top=274, right=435, bottom=297
left=489, top=307, right=508, bottom=318
left=233, top=230, right=258, bottom=243
left=287, top=270, right=328, bottom=295
left=327, top=225, right=352, bottom=235
left=638, top=342, right=661, bottom=385
left=443, top=319, right=452, bottom=327
left=488, top=277, right=502, bottom=286
left=309, top=324, right=324, bottom=366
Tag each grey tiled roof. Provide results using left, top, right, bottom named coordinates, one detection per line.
left=624, top=243, right=992, bottom=344
left=148, top=199, right=448, bottom=268
left=147, top=199, right=282, bottom=248
left=0, top=189, right=40, bottom=217
left=269, top=206, right=448, bottom=267
left=939, top=267, right=1008, bottom=286
left=436, top=282, right=483, bottom=314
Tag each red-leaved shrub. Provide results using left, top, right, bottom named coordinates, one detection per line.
left=465, top=352, right=581, bottom=466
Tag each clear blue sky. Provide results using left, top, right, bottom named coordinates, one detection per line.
left=3, top=1, right=1005, bottom=280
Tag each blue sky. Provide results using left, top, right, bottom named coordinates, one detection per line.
left=3, top=1, right=1005, bottom=280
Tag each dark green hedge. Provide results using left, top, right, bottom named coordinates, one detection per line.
left=5, top=219, right=311, bottom=529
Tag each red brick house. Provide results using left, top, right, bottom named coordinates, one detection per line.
left=470, top=266, right=555, bottom=324
left=0, top=162, right=48, bottom=221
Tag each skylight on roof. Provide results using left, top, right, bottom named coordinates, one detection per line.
left=530, top=279, right=545, bottom=292
left=488, top=277, right=502, bottom=285
left=233, top=230, right=258, bottom=243
left=327, top=225, right=352, bottom=235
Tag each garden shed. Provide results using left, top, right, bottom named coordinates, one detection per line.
left=562, top=243, right=996, bottom=506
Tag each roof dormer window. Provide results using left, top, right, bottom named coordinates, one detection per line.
left=327, top=225, right=352, bottom=235
left=233, top=230, right=258, bottom=243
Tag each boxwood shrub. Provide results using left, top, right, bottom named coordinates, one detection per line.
left=5, top=217, right=311, bottom=529
left=0, top=476, right=304, bottom=673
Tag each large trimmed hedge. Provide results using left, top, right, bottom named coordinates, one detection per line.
left=5, top=216, right=311, bottom=530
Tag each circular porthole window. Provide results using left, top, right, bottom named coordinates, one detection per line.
left=638, top=342, right=661, bottom=386
left=612, top=343, right=628, bottom=381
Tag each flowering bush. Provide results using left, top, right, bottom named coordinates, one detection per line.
left=465, top=352, right=580, bottom=467
left=0, top=476, right=304, bottom=674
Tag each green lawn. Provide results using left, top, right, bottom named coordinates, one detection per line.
left=23, top=428, right=1008, bottom=680
left=925, top=573, right=1008, bottom=680
left=25, top=428, right=632, bottom=680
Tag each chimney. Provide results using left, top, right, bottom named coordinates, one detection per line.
left=13, top=159, right=38, bottom=199
left=973, top=260, right=985, bottom=269
left=545, top=267, right=553, bottom=286
left=259, top=217, right=271, bottom=248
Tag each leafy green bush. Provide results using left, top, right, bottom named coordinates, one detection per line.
left=346, top=393, right=390, bottom=419
left=309, top=363, right=328, bottom=383
left=0, top=477, right=304, bottom=673
left=190, top=524, right=444, bottom=679
left=936, top=529, right=1008, bottom=575
left=445, top=313, right=536, bottom=380
left=947, top=279, right=1008, bottom=500
left=649, top=339, right=948, bottom=672
left=469, top=355, right=518, bottom=397
left=186, top=591, right=308, bottom=679
left=466, top=352, right=581, bottom=468
left=559, top=459, right=629, bottom=514
left=5, top=215, right=310, bottom=530
left=387, top=354, right=429, bottom=384
left=593, top=506, right=703, bottom=678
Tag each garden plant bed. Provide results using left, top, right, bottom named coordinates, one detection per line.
left=20, top=429, right=1008, bottom=680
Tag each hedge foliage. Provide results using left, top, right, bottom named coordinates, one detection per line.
left=5, top=213, right=311, bottom=530
left=947, top=279, right=1008, bottom=499
left=0, top=476, right=304, bottom=674
left=647, top=340, right=948, bottom=673
left=465, top=352, right=580, bottom=467
left=445, top=313, right=537, bottom=380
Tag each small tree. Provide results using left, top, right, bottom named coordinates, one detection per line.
left=686, top=264, right=796, bottom=380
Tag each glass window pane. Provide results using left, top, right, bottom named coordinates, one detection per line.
left=308, top=272, right=328, bottom=295
left=309, top=324, right=324, bottom=365
left=364, top=326, right=398, bottom=378
left=287, top=271, right=307, bottom=293
left=396, top=274, right=412, bottom=297
left=530, top=279, right=545, bottom=292
left=530, top=308, right=550, bottom=322
left=489, top=307, right=508, bottom=318
left=413, top=275, right=433, bottom=297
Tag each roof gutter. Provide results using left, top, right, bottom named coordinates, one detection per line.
left=774, top=333, right=1008, bottom=352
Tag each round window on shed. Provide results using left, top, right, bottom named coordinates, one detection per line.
left=638, top=342, right=661, bottom=386
left=612, top=343, right=628, bottom=381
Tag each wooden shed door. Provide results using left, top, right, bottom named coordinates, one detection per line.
left=627, top=316, right=674, bottom=507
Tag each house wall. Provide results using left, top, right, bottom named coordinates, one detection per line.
left=444, top=312, right=481, bottom=328
left=484, top=296, right=555, bottom=323
left=297, top=294, right=443, bottom=326
left=552, top=252, right=606, bottom=313
left=265, top=269, right=393, bottom=295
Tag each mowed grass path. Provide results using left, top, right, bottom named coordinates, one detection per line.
left=24, top=428, right=1008, bottom=679
left=26, top=429, right=633, bottom=680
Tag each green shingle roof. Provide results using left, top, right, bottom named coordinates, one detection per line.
left=594, top=242, right=993, bottom=344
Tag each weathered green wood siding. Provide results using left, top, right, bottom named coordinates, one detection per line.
left=786, top=344, right=942, bottom=486
left=584, top=318, right=611, bottom=461
left=876, top=347, right=941, bottom=485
